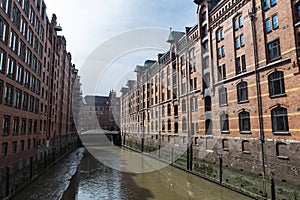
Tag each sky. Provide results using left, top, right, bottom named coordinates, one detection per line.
left=45, top=0, right=198, bottom=95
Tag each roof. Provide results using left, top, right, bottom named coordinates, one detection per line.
left=167, top=31, right=185, bottom=43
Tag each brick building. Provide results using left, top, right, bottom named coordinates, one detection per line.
left=80, top=91, right=120, bottom=132
left=0, top=0, right=81, bottom=198
left=121, top=0, right=300, bottom=198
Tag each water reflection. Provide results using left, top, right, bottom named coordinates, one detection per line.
left=63, top=149, right=253, bottom=200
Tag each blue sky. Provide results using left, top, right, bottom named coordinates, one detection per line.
left=46, top=0, right=198, bottom=95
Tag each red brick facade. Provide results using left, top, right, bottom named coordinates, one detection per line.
left=0, top=0, right=81, bottom=169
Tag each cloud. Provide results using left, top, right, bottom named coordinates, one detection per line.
left=46, top=0, right=197, bottom=95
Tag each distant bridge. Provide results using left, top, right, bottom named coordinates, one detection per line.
left=79, top=130, right=121, bottom=146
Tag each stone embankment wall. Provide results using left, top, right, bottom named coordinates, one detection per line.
left=123, top=134, right=300, bottom=200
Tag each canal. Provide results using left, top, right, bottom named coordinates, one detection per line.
left=12, top=147, right=253, bottom=200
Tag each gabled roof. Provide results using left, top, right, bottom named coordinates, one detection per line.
left=167, top=31, right=185, bottom=43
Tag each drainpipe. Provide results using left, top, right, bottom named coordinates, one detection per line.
left=250, top=0, right=267, bottom=197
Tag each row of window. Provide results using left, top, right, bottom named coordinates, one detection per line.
left=2, top=115, right=45, bottom=136
left=0, top=81, right=40, bottom=112
left=220, top=106, right=289, bottom=134
left=1, top=138, right=41, bottom=156
left=264, top=0, right=277, bottom=11
left=219, top=71, right=285, bottom=107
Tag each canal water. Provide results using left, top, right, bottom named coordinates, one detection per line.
left=13, top=148, right=253, bottom=200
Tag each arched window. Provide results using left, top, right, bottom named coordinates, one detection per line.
left=168, top=119, right=171, bottom=132
left=162, top=105, right=165, bottom=117
left=222, top=139, right=229, bottom=151
left=239, top=111, right=251, bottom=133
left=182, top=117, right=187, bottom=131
left=155, top=121, right=158, bottom=131
left=182, top=99, right=186, bottom=113
left=220, top=113, right=229, bottom=133
left=162, top=120, right=165, bottom=132
left=271, top=107, right=289, bottom=133
left=276, top=142, right=288, bottom=159
left=167, top=104, right=171, bottom=116
left=219, top=87, right=228, bottom=106
left=268, top=71, right=285, bottom=97
left=237, top=81, right=248, bottom=103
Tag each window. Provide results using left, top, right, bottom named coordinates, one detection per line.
left=26, top=48, right=32, bottom=66
left=14, top=89, right=21, bottom=108
left=0, top=49, right=6, bottom=72
left=272, top=15, right=278, bottom=29
left=22, top=0, right=29, bottom=15
left=268, top=71, right=285, bottom=97
left=220, top=113, right=229, bottom=133
left=11, top=141, right=18, bottom=153
left=29, top=6, right=35, bottom=25
left=16, top=64, right=23, bottom=83
left=237, top=81, right=248, bottom=103
left=239, top=111, right=251, bottom=133
left=222, top=139, right=229, bottom=150
left=27, top=28, right=33, bottom=45
left=180, top=56, right=185, bottom=66
left=168, top=119, right=171, bottom=132
left=276, top=143, right=288, bottom=159
left=0, top=81, right=3, bottom=104
left=267, top=39, right=281, bottom=61
left=221, top=45, right=225, bottom=57
left=22, top=92, right=28, bottom=110
left=270, top=0, right=276, bottom=7
left=240, top=35, right=245, bottom=46
left=298, top=4, right=300, bottom=21
left=182, top=99, right=186, bottom=113
left=1, top=142, right=8, bottom=156
left=27, top=139, right=31, bottom=149
left=20, top=140, right=24, bottom=152
left=162, top=120, right=165, bottom=132
left=182, top=117, right=187, bottom=131
left=0, top=17, right=8, bottom=43
left=9, top=31, right=18, bottom=53
left=4, top=84, right=13, bottom=106
left=1, top=0, right=11, bottom=15
left=217, top=48, right=221, bottom=58
left=18, top=40, right=26, bottom=61
left=239, top=16, right=243, bottom=27
left=265, top=19, right=272, bottom=33
left=28, top=95, right=34, bottom=112
left=162, top=105, right=165, bottom=117
left=235, top=37, right=240, bottom=49
left=271, top=107, right=289, bottom=133
left=217, top=29, right=224, bottom=42
left=219, top=87, right=228, bottom=106
left=2, top=116, right=10, bottom=136
left=242, top=140, right=250, bottom=153
left=12, top=5, right=21, bottom=28
left=21, top=118, right=26, bottom=135
left=12, top=117, right=19, bottom=135
left=28, top=119, right=32, bottom=135
left=234, top=18, right=239, bottom=30
left=23, top=70, right=30, bottom=87
left=264, top=0, right=269, bottom=10
left=241, top=55, right=246, bottom=72
left=167, top=104, right=171, bottom=116
left=217, top=64, right=226, bottom=81
left=190, top=98, right=194, bottom=111
left=7, top=57, right=15, bottom=78
left=20, top=17, right=27, bottom=37
left=234, top=16, right=243, bottom=30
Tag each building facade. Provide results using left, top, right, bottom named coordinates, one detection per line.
left=120, top=0, right=300, bottom=198
left=0, top=0, right=81, bottom=198
left=80, top=91, right=120, bottom=132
